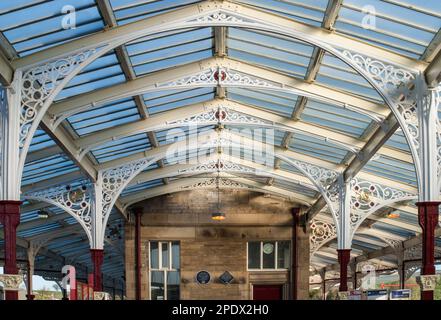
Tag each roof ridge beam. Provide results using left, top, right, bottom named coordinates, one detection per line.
left=70, top=99, right=407, bottom=163
left=47, top=57, right=389, bottom=121
left=119, top=174, right=314, bottom=207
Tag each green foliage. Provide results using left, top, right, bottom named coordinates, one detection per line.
left=33, top=288, right=63, bottom=300
left=309, top=289, right=321, bottom=300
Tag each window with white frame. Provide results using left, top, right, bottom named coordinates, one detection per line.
left=149, top=241, right=180, bottom=300
left=247, top=241, right=290, bottom=270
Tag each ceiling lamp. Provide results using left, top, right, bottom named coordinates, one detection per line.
left=211, top=157, right=226, bottom=221
left=211, top=211, right=226, bottom=221
left=386, top=212, right=400, bottom=219
left=38, top=210, right=49, bottom=219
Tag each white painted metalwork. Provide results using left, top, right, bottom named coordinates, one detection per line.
left=430, top=84, right=441, bottom=192
left=349, top=178, right=417, bottom=239
left=310, top=176, right=413, bottom=253
left=16, top=47, right=106, bottom=183
left=74, top=101, right=360, bottom=158
left=2, top=0, right=441, bottom=274
left=93, top=157, right=156, bottom=249
left=177, top=158, right=255, bottom=175
left=310, top=219, right=337, bottom=254
left=405, top=261, right=421, bottom=280
left=181, top=177, right=249, bottom=190
left=23, top=182, right=93, bottom=243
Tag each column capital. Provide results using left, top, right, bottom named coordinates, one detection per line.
left=0, top=274, right=24, bottom=291
left=94, top=291, right=111, bottom=300
left=0, top=200, right=22, bottom=213
left=291, top=207, right=307, bottom=229
left=417, top=275, right=440, bottom=291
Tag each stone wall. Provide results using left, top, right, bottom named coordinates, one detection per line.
left=124, top=189, right=309, bottom=300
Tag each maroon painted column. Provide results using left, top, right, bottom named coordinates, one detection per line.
left=337, top=249, right=351, bottom=292
left=134, top=207, right=142, bottom=300
left=291, top=207, right=309, bottom=300
left=90, top=249, right=104, bottom=292
left=416, top=201, right=440, bottom=300
left=0, top=200, right=21, bottom=300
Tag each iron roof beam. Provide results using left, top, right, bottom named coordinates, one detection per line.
left=11, top=0, right=426, bottom=71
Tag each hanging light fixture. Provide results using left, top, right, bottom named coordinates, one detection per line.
left=38, top=210, right=49, bottom=219
left=211, top=150, right=225, bottom=221
left=386, top=212, right=400, bottom=219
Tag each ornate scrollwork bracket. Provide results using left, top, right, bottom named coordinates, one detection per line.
left=23, top=182, right=93, bottom=242
left=178, top=158, right=255, bottom=175
left=349, top=177, right=416, bottom=238
left=310, top=219, right=337, bottom=254
left=181, top=178, right=250, bottom=190
left=17, top=48, right=106, bottom=173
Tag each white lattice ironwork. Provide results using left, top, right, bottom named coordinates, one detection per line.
left=157, top=68, right=218, bottom=89
left=23, top=183, right=93, bottom=242
left=181, top=178, right=250, bottom=190
left=19, top=50, right=96, bottom=150
left=432, top=84, right=441, bottom=192
left=356, top=261, right=390, bottom=272
left=405, top=244, right=422, bottom=260
left=382, top=238, right=403, bottom=251
left=99, top=157, right=156, bottom=233
left=340, top=50, right=418, bottom=154
left=178, top=158, right=255, bottom=175
left=3, top=0, right=440, bottom=265
left=338, top=49, right=441, bottom=202
left=349, top=177, right=416, bottom=236
left=193, top=6, right=254, bottom=25
left=166, top=105, right=269, bottom=127
left=310, top=219, right=337, bottom=254
left=405, top=261, right=421, bottom=280
left=1, top=47, right=105, bottom=200
left=404, top=244, right=441, bottom=261
left=280, top=155, right=340, bottom=218
left=156, top=66, right=282, bottom=92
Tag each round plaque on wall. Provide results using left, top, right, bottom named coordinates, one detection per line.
left=196, top=271, right=211, bottom=284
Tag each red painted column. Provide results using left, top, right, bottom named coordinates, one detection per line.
left=337, top=249, right=351, bottom=292
left=134, top=207, right=142, bottom=300
left=0, top=200, right=21, bottom=300
left=417, top=201, right=440, bottom=300
left=90, top=249, right=104, bottom=292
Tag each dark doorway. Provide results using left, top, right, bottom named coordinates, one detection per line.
left=253, top=284, right=283, bottom=300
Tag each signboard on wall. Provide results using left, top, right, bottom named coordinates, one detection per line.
left=390, top=289, right=411, bottom=300
left=196, top=271, right=211, bottom=284
left=366, top=289, right=388, bottom=300
left=348, top=290, right=362, bottom=300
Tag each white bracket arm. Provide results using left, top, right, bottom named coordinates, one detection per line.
left=23, top=182, right=93, bottom=244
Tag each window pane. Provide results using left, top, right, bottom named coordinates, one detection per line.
left=151, top=271, right=164, bottom=300
left=262, top=241, right=276, bottom=269
left=150, top=242, right=159, bottom=269
left=248, top=242, right=261, bottom=269
left=172, top=241, right=180, bottom=270
left=277, top=241, right=290, bottom=269
left=167, top=271, right=180, bottom=300
left=162, top=242, right=169, bottom=269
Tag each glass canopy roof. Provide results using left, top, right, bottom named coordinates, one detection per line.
left=1, top=0, right=440, bottom=285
